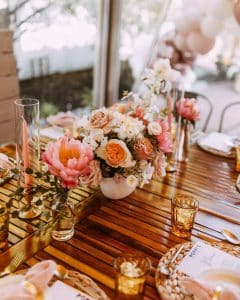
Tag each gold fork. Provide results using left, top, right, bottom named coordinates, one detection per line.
left=0, top=252, right=25, bottom=278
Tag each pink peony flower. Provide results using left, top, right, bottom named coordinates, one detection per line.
left=42, top=136, right=93, bottom=189
left=176, top=98, right=200, bottom=121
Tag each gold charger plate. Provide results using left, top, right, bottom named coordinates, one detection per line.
left=155, top=242, right=240, bottom=300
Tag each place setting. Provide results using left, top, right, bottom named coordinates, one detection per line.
left=0, top=259, right=110, bottom=300
left=154, top=193, right=240, bottom=300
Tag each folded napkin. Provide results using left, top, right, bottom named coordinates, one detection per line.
left=0, top=260, right=56, bottom=300
left=181, top=277, right=240, bottom=300
left=198, top=132, right=236, bottom=154
left=47, top=111, right=77, bottom=127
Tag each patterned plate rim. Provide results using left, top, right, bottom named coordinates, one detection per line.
left=155, top=241, right=240, bottom=300
left=17, top=268, right=110, bottom=300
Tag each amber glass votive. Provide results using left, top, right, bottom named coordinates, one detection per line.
left=114, top=253, right=151, bottom=300
left=0, top=202, right=9, bottom=249
left=171, top=194, right=199, bottom=238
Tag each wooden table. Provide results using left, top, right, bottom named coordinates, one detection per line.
left=0, top=145, right=240, bottom=299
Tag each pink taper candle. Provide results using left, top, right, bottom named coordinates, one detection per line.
left=22, top=117, right=32, bottom=189
left=167, top=94, right=172, bottom=135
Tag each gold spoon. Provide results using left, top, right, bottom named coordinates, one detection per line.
left=222, top=229, right=240, bottom=245
left=212, top=286, right=222, bottom=300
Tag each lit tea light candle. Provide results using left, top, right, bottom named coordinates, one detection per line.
left=117, top=261, right=145, bottom=296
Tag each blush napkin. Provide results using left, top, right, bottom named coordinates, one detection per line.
left=0, top=260, right=56, bottom=300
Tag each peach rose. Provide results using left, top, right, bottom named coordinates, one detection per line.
left=89, top=109, right=113, bottom=133
left=176, top=98, right=200, bottom=121
left=97, top=139, right=134, bottom=168
left=42, top=136, right=93, bottom=188
left=133, top=137, right=154, bottom=160
left=79, top=160, right=102, bottom=187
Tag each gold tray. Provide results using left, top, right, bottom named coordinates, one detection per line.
left=155, top=242, right=240, bottom=300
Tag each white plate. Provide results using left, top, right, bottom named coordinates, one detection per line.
left=197, top=132, right=236, bottom=158
left=0, top=274, right=51, bottom=300
left=199, top=268, right=240, bottom=288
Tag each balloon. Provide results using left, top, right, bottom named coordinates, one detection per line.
left=200, top=16, right=223, bottom=39
left=174, top=9, right=201, bottom=34
left=234, top=0, right=240, bottom=24
left=186, top=31, right=215, bottom=54
left=207, top=0, right=233, bottom=20
left=224, top=16, right=240, bottom=36
left=175, top=34, right=188, bottom=51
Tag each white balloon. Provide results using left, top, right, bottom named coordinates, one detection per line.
left=224, top=16, right=240, bottom=36
left=175, top=34, right=188, bottom=51
left=207, top=0, right=234, bottom=19
left=186, top=31, right=215, bottom=54
left=200, top=16, right=223, bottom=38
left=174, top=9, right=201, bottom=34
left=194, top=0, right=215, bottom=14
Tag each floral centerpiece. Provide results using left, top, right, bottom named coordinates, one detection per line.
left=75, top=100, right=172, bottom=199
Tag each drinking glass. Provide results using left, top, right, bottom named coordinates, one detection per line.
left=15, top=98, right=41, bottom=219
left=0, top=202, right=9, bottom=249
left=114, top=253, right=151, bottom=300
left=171, top=194, right=199, bottom=238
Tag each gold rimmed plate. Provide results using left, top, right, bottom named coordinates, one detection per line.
left=155, top=242, right=240, bottom=300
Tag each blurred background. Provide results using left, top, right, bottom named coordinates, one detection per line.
left=0, top=0, right=239, bottom=134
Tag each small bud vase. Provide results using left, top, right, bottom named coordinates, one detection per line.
left=177, top=120, right=190, bottom=163
left=51, top=195, right=74, bottom=241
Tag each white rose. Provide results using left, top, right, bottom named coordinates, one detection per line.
left=148, top=122, right=162, bottom=135
left=126, top=175, right=138, bottom=188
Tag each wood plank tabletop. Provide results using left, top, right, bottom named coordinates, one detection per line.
left=0, top=144, right=240, bottom=299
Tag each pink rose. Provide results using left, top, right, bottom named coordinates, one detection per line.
left=42, top=136, right=93, bottom=189
left=176, top=98, right=200, bottom=121
left=156, top=131, right=173, bottom=153
left=158, top=119, right=169, bottom=132
left=155, top=119, right=173, bottom=153
left=79, top=160, right=102, bottom=188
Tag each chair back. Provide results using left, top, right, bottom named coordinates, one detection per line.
left=218, top=102, right=240, bottom=135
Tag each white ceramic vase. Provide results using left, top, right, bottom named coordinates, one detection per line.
left=100, top=177, right=137, bottom=200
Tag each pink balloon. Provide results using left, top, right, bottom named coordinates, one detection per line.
left=186, top=31, right=215, bottom=54
left=234, top=0, right=240, bottom=24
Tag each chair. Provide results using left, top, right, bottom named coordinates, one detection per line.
left=218, top=102, right=240, bottom=134
left=176, top=90, right=213, bottom=132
